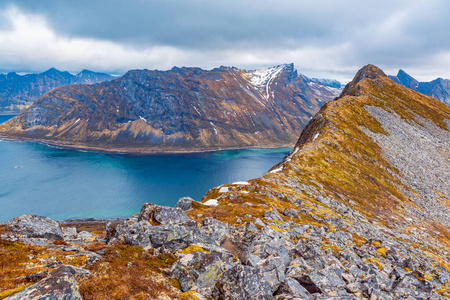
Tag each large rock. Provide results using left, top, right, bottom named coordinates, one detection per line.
left=170, top=248, right=227, bottom=296
left=220, top=223, right=259, bottom=262
left=195, top=217, right=229, bottom=246
left=215, top=264, right=274, bottom=299
left=5, top=266, right=82, bottom=300
left=138, top=203, right=191, bottom=225
left=175, top=197, right=195, bottom=211
left=250, top=226, right=291, bottom=267
left=110, top=216, right=229, bottom=253
left=4, top=215, right=63, bottom=240
left=254, top=257, right=286, bottom=292
left=109, top=219, right=198, bottom=251
left=274, top=277, right=311, bottom=299
left=391, top=272, right=433, bottom=298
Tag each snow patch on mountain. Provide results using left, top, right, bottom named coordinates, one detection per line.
left=244, top=65, right=287, bottom=100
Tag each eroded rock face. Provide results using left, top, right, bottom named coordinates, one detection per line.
left=5, top=266, right=83, bottom=300
left=5, top=215, right=63, bottom=240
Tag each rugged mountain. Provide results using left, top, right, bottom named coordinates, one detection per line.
left=73, top=69, right=115, bottom=85
left=389, top=69, right=450, bottom=106
left=181, top=64, right=450, bottom=298
left=310, top=77, right=343, bottom=89
left=0, top=68, right=114, bottom=114
left=0, top=63, right=340, bottom=153
left=1, top=64, right=449, bottom=299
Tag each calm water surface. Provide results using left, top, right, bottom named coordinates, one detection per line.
left=0, top=114, right=290, bottom=222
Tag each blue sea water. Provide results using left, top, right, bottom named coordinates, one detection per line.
left=0, top=114, right=290, bottom=222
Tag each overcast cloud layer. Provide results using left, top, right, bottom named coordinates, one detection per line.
left=0, top=0, right=449, bottom=82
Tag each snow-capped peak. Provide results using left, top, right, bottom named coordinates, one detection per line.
left=244, top=64, right=289, bottom=88
left=243, top=64, right=292, bottom=100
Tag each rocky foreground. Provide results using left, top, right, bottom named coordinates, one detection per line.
left=1, top=196, right=450, bottom=300
left=1, top=64, right=450, bottom=299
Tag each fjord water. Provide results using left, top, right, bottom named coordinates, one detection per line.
left=0, top=115, right=290, bottom=222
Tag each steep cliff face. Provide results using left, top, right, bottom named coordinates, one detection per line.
left=390, top=69, right=450, bottom=106
left=0, top=64, right=340, bottom=153
left=0, top=68, right=114, bottom=114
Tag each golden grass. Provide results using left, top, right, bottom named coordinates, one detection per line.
left=78, top=243, right=178, bottom=300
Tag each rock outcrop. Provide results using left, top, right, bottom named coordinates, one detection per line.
left=0, top=64, right=340, bottom=153
left=5, top=214, right=64, bottom=241
left=5, top=266, right=84, bottom=300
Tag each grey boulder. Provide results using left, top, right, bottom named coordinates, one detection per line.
left=175, top=197, right=195, bottom=211
left=5, top=266, right=82, bottom=300
left=215, top=264, right=274, bottom=299
left=5, top=215, right=63, bottom=240
left=138, top=203, right=191, bottom=225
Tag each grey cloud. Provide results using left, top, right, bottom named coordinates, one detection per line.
left=0, top=0, right=449, bottom=81
left=1, top=0, right=413, bottom=49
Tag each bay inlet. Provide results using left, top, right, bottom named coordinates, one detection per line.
left=0, top=115, right=290, bottom=222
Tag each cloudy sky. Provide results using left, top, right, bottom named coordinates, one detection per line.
left=0, top=0, right=449, bottom=82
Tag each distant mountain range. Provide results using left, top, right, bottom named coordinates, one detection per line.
left=0, top=68, right=114, bottom=114
left=389, top=69, right=450, bottom=106
left=0, top=63, right=341, bottom=153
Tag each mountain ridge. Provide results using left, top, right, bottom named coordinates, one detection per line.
left=0, top=68, right=114, bottom=114
left=389, top=69, right=450, bottom=106
left=0, top=64, right=341, bottom=153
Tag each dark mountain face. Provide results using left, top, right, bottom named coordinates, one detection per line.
left=0, top=69, right=114, bottom=114
left=389, top=69, right=450, bottom=106
left=0, top=64, right=341, bottom=153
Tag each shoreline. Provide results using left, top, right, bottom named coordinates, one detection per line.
left=0, top=134, right=294, bottom=156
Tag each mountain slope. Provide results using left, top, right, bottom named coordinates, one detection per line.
left=0, top=64, right=340, bottom=153
left=389, top=69, right=450, bottom=106
left=0, top=68, right=114, bottom=114
left=185, top=64, right=450, bottom=297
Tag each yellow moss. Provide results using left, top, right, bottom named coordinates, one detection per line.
left=327, top=225, right=336, bottom=233
left=366, top=257, right=383, bottom=270
left=424, top=275, right=433, bottom=281
left=371, top=241, right=381, bottom=247
left=376, top=247, right=387, bottom=257
left=179, top=290, right=202, bottom=300
left=169, top=278, right=181, bottom=290
left=0, top=284, right=31, bottom=299
left=179, top=245, right=210, bottom=255
left=404, top=267, right=412, bottom=273
left=268, top=225, right=283, bottom=233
